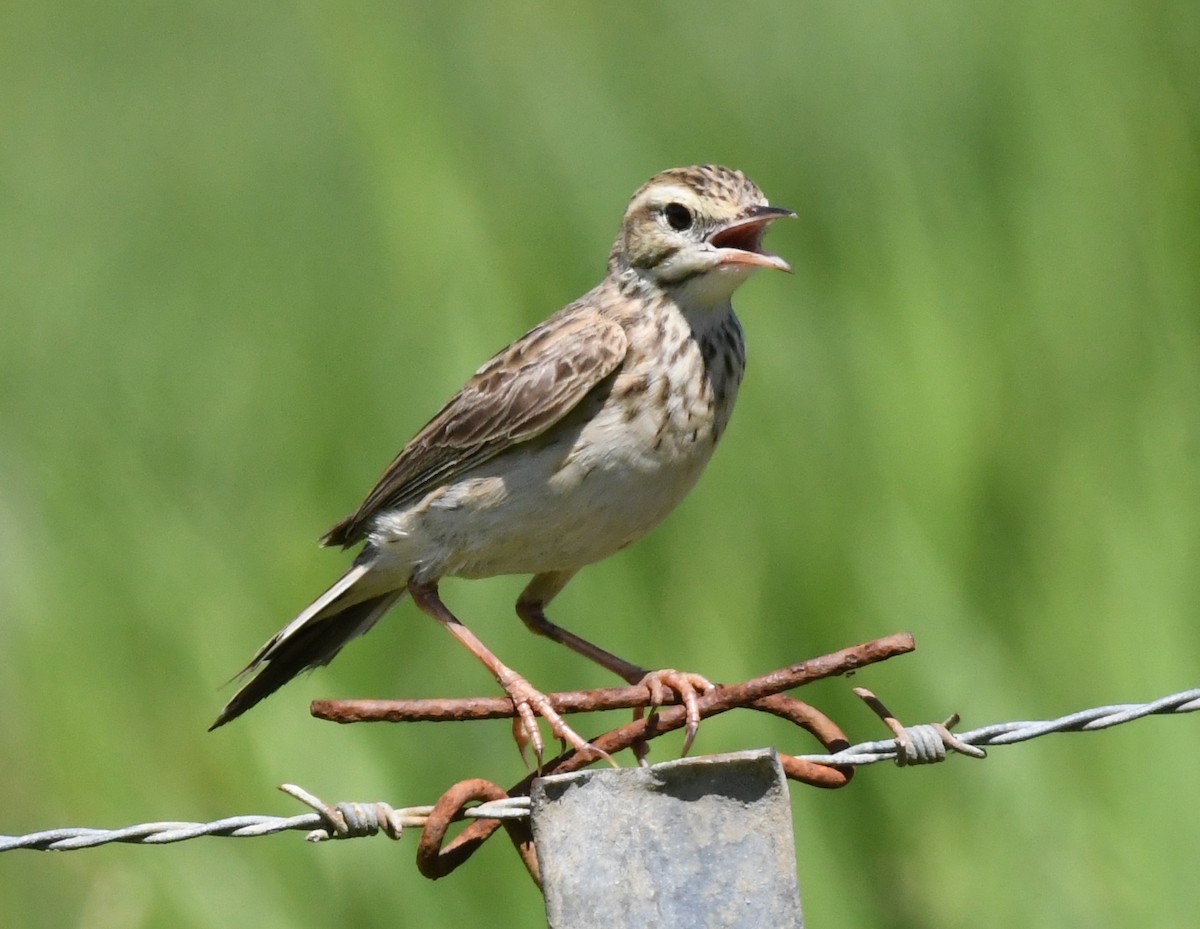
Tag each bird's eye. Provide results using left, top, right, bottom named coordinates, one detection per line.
left=663, top=202, right=693, bottom=231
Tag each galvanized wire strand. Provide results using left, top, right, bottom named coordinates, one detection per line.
left=0, top=791, right=531, bottom=852
left=794, top=687, right=1200, bottom=766
left=2, top=687, right=1196, bottom=852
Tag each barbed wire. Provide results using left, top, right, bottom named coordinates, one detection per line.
left=0, top=785, right=531, bottom=853
left=2, top=686, right=1195, bottom=855
left=795, top=687, right=1200, bottom=766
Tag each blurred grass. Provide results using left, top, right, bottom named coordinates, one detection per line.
left=2, top=2, right=1198, bottom=927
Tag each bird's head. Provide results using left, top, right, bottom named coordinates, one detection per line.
left=610, top=164, right=794, bottom=307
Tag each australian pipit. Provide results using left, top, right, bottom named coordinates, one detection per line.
left=211, top=164, right=793, bottom=762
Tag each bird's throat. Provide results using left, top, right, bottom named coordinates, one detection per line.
left=668, top=263, right=758, bottom=314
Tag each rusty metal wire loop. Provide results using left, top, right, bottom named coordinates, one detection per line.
left=415, top=779, right=540, bottom=886
left=399, top=686, right=858, bottom=880
left=746, top=694, right=853, bottom=787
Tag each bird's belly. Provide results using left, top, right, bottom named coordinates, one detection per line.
left=370, top=404, right=721, bottom=581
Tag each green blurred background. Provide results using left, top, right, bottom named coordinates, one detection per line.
left=2, top=2, right=1198, bottom=927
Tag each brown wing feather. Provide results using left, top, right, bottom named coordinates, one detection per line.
left=322, top=305, right=628, bottom=547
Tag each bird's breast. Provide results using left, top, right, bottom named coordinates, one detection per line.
left=598, top=302, right=745, bottom=461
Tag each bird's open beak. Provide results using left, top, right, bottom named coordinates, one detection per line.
left=708, top=205, right=796, bottom=273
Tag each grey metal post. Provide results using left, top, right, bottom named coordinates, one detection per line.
left=531, top=748, right=804, bottom=929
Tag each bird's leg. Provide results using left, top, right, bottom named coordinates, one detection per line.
left=517, top=572, right=715, bottom=759
left=407, top=578, right=611, bottom=767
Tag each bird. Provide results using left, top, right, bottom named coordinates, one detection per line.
left=211, top=164, right=794, bottom=762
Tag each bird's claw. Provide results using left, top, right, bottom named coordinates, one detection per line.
left=636, top=669, right=714, bottom=757
left=504, top=672, right=614, bottom=769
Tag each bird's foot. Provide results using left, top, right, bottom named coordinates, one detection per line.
left=636, top=669, right=715, bottom=758
left=498, top=668, right=614, bottom=770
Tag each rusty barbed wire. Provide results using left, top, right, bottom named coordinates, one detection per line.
left=4, top=625, right=1195, bottom=886
left=2, top=683, right=1196, bottom=885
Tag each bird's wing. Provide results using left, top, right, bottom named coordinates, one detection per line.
left=322, top=305, right=629, bottom=547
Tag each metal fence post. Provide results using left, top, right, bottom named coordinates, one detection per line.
left=531, top=748, right=804, bottom=929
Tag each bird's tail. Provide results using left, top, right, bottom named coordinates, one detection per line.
left=210, top=558, right=406, bottom=730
